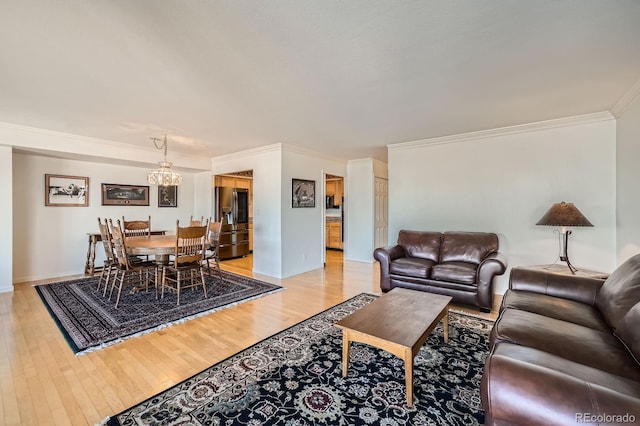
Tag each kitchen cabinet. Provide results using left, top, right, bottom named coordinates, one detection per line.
left=326, top=220, right=342, bottom=249
left=235, top=179, right=250, bottom=190
left=215, top=175, right=251, bottom=188
left=216, top=176, right=236, bottom=188
left=326, top=179, right=343, bottom=206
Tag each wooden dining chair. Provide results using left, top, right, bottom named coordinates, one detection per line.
left=108, top=219, right=157, bottom=308
left=121, top=216, right=151, bottom=237
left=189, top=215, right=204, bottom=226
left=204, top=220, right=223, bottom=281
left=122, top=215, right=151, bottom=260
left=161, top=220, right=209, bottom=305
left=96, top=217, right=117, bottom=296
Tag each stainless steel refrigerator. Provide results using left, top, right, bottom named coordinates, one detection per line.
left=214, top=187, right=250, bottom=259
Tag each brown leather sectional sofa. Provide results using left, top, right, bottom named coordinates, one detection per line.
left=373, top=230, right=507, bottom=312
left=482, top=257, right=640, bottom=425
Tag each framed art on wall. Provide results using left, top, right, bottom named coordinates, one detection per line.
left=45, top=174, right=89, bottom=207
left=101, top=183, right=149, bottom=206
left=292, top=178, right=315, bottom=208
left=158, top=185, right=178, bottom=207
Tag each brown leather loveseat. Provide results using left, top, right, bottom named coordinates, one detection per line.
left=373, top=231, right=507, bottom=312
left=481, top=256, right=640, bottom=425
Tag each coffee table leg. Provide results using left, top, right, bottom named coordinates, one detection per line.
left=443, top=308, right=449, bottom=344
left=404, top=347, right=413, bottom=406
left=342, top=331, right=350, bottom=377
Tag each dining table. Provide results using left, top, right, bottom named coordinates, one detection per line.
left=84, top=230, right=166, bottom=275
left=126, top=234, right=213, bottom=264
left=126, top=234, right=179, bottom=264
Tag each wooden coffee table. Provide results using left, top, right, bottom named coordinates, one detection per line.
left=335, top=288, right=452, bottom=406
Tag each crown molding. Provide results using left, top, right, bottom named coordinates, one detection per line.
left=0, top=121, right=211, bottom=171
left=611, top=76, right=640, bottom=118
left=214, top=142, right=347, bottom=164
left=387, top=112, right=614, bottom=151
left=212, top=143, right=283, bottom=162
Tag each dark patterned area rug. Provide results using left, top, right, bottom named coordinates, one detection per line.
left=35, top=271, right=283, bottom=354
left=105, top=293, right=492, bottom=425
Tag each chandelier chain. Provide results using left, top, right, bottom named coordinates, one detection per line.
left=150, top=135, right=168, bottom=161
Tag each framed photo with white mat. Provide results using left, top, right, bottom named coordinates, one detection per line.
left=45, top=174, right=88, bottom=207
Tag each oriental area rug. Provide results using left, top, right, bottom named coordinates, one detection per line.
left=105, top=293, right=493, bottom=426
left=35, top=271, right=283, bottom=354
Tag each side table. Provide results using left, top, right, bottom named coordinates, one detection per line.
left=522, top=264, right=609, bottom=280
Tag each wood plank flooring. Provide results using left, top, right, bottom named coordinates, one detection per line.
left=0, top=251, right=499, bottom=425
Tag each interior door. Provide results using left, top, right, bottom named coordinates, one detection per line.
left=374, top=177, right=389, bottom=249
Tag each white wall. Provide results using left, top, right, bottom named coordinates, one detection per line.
left=345, top=159, right=374, bottom=263
left=212, top=145, right=284, bottom=278
left=13, top=153, right=197, bottom=282
left=0, top=147, right=13, bottom=292
left=388, top=113, right=617, bottom=295
left=616, top=95, right=640, bottom=263
left=193, top=171, right=214, bottom=220
left=212, top=144, right=348, bottom=278
left=344, top=158, right=388, bottom=263
left=281, top=147, right=347, bottom=277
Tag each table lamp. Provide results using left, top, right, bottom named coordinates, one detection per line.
left=536, top=201, right=593, bottom=274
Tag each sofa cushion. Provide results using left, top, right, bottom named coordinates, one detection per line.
left=491, top=308, right=640, bottom=381
left=397, top=230, right=441, bottom=262
left=616, top=302, right=640, bottom=365
left=492, top=343, right=640, bottom=397
left=595, top=254, right=640, bottom=331
left=482, top=343, right=640, bottom=425
left=440, top=232, right=498, bottom=264
left=501, top=290, right=609, bottom=332
left=431, top=262, right=477, bottom=284
left=389, top=257, right=435, bottom=279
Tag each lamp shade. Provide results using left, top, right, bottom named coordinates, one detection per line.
left=147, top=161, right=183, bottom=186
left=536, top=202, right=593, bottom=227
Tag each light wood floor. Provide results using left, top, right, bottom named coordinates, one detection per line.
left=0, top=251, right=499, bottom=425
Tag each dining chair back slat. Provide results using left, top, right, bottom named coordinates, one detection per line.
left=204, top=220, right=223, bottom=280
left=189, top=215, right=204, bottom=226
left=109, top=221, right=130, bottom=270
left=175, top=222, right=208, bottom=266
left=122, top=216, right=151, bottom=237
left=161, top=219, right=209, bottom=305
left=122, top=216, right=151, bottom=261
left=108, top=219, right=157, bottom=308
left=96, top=217, right=117, bottom=295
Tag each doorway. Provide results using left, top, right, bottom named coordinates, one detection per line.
left=213, top=170, right=253, bottom=260
left=324, top=174, right=344, bottom=264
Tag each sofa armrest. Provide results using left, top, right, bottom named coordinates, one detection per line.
left=509, top=267, right=605, bottom=306
left=476, top=252, right=508, bottom=310
left=373, top=245, right=405, bottom=292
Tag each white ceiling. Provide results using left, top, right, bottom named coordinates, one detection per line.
left=1, top=1, right=640, bottom=162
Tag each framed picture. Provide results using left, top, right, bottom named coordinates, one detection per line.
left=292, top=178, right=315, bottom=208
left=101, top=183, right=149, bottom=206
left=158, top=185, right=178, bottom=207
left=45, top=174, right=89, bottom=207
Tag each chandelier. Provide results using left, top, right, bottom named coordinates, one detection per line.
left=147, top=135, right=183, bottom=186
